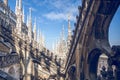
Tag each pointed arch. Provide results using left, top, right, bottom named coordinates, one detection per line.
left=87, top=48, right=102, bottom=80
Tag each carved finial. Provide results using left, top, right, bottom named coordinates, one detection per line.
left=19, top=0, right=22, bottom=10
left=67, top=14, right=72, bottom=48
left=34, top=17, right=37, bottom=41
left=4, top=0, right=8, bottom=6
left=68, top=14, right=71, bottom=21
left=22, top=6, right=25, bottom=22
left=15, top=0, right=19, bottom=14
left=62, top=25, right=65, bottom=40
left=28, top=8, right=32, bottom=42
left=29, top=8, right=32, bottom=21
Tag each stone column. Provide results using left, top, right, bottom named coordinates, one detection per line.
left=75, top=44, right=80, bottom=80
left=26, top=46, right=32, bottom=80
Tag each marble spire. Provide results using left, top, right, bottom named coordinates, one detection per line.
left=33, top=17, right=37, bottom=41
left=67, top=15, right=72, bottom=47
left=28, top=8, right=32, bottom=41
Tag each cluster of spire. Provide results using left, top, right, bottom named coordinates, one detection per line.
left=52, top=16, right=72, bottom=59
left=3, top=0, right=71, bottom=51
left=67, top=15, right=72, bottom=48
left=52, top=25, right=66, bottom=54
left=14, top=0, right=45, bottom=46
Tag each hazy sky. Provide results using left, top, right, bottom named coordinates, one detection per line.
left=8, top=0, right=120, bottom=49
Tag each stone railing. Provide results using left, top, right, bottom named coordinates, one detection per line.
left=0, top=53, right=20, bottom=68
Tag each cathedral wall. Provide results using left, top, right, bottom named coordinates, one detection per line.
left=0, top=64, right=20, bottom=80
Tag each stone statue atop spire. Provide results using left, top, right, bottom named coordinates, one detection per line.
left=15, top=0, right=19, bottom=14
left=3, top=0, right=8, bottom=6
left=29, top=8, right=32, bottom=23
left=42, top=34, right=45, bottom=47
left=33, top=17, right=37, bottom=41
left=19, top=0, right=22, bottom=10
left=22, top=6, right=25, bottom=23
left=26, top=14, right=29, bottom=26
left=62, top=25, right=65, bottom=41
left=15, top=0, right=22, bottom=15
left=28, top=8, right=32, bottom=42
left=15, top=0, right=23, bottom=35
left=67, top=15, right=72, bottom=48
left=39, top=30, right=44, bottom=47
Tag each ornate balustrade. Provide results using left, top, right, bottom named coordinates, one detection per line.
left=0, top=53, right=20, bottom=68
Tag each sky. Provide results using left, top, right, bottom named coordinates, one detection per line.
left=7, top=0, right=120, bottom=50
left=109, top=6, right=120, bottom=47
